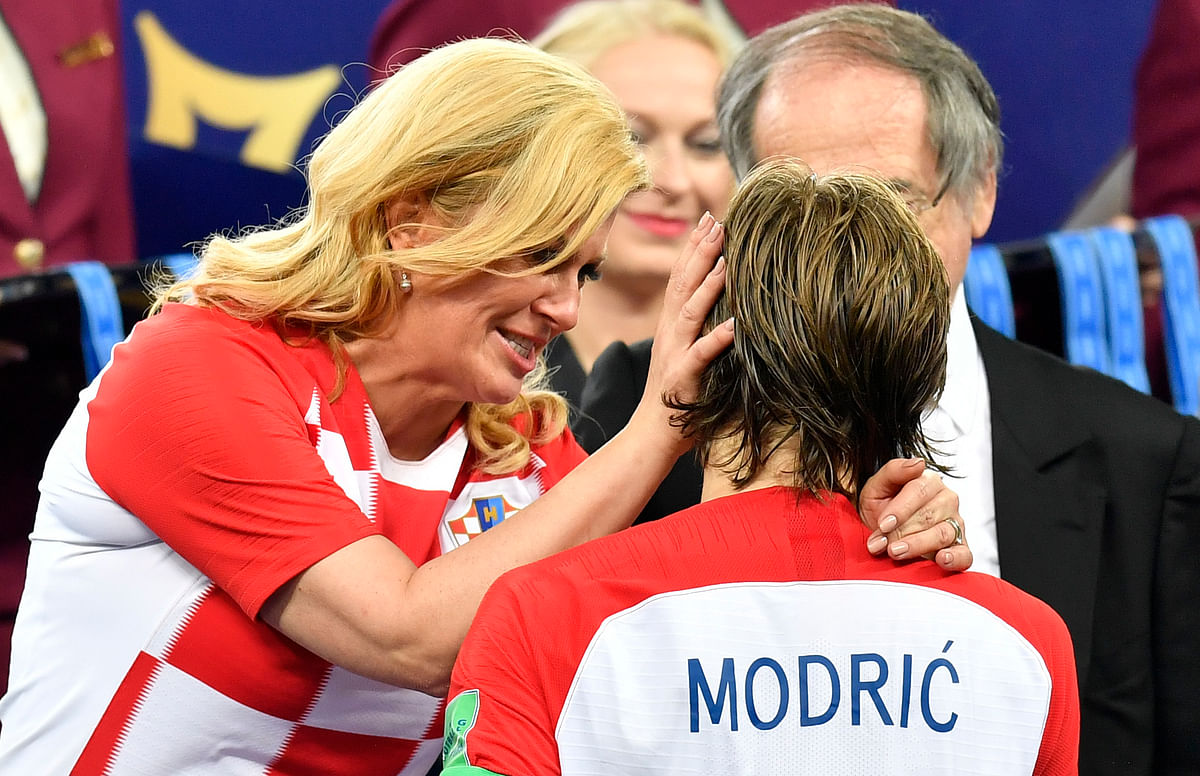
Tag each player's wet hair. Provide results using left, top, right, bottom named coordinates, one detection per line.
left=670, top=159, right=951, bottom=503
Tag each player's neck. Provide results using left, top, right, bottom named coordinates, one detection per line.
left=699, top=435, right=855, bottom=503
left=700, top=469, right=777, bottom=502
left=699, top=435, right=796, bottom=502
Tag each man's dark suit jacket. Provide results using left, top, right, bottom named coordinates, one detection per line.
left=577, top=317, right=1200, bottom=776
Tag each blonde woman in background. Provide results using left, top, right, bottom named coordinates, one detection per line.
left=533, top=0, right=738, bottom=410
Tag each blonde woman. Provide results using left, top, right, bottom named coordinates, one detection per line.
left=0, top=37, right=968, bottom=776
left=533, top=0, right=738, bottom=409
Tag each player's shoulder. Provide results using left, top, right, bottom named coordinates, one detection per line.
left=491, top=498, right=775, bottom=613
left=942, top=571, right=1072, bottom=652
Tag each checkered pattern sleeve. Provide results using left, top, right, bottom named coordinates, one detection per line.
left=84, top=306, right=381, bottom=618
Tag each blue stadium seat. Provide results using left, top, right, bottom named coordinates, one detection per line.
left=63, top=261, right=125, bottom=382
left=1046, top=231, right=1110, bottom=374
left=1143, top=215, right=1200, bottom=416
left=964, top=243, right=1016, bottom=337
left=1087, top=226, right=1151, bottom=394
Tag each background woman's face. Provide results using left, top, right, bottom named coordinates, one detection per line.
left=589, top=34, right=733, bottom=295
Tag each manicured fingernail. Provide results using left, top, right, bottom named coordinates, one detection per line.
left=712, top=256, right=726, bottom=273
left=890, top=541, right=909, bottom=557
left=723, top=316, right=735, bottom=331
left=705, top=221, right=723, bottom=242
left=697, top=211, right=713, bottom=231
left=940, top=551, right=955, bottom=566
left=867, top=534, right=888, bottom=554
left=879, top=514, right=898, bottom=533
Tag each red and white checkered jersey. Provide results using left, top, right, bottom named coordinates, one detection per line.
left=445, top=487, right=1079, bottom=776
left=0, top=303, right=586, bottom=775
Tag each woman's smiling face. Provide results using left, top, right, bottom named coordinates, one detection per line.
left=591, top=34, right=733, bottom=294
left=392, top=221, right=612, bottom=406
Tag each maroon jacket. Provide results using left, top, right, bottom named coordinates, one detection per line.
left=367, top=0, right=890, bottom=77
left=1131, top=0, right=1200, bottom=219
left=0, top=0, right=135, bottom=277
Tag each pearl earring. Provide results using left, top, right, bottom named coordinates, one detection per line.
left=400, top=271, right=412, bottom=292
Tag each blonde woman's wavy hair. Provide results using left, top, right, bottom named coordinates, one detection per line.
left=533, top=0, right=739, bottom=69
left=154, top=37, right=648, bottom=474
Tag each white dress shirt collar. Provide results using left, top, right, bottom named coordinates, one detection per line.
left=921, top=285, right=1001, bottom=577
left=0, top=13, right=46, bottom=203
left=939, top=287, right=983, bottom=436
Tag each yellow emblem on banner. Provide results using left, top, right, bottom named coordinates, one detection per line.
left=134, top=11, right=341, bottom=172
